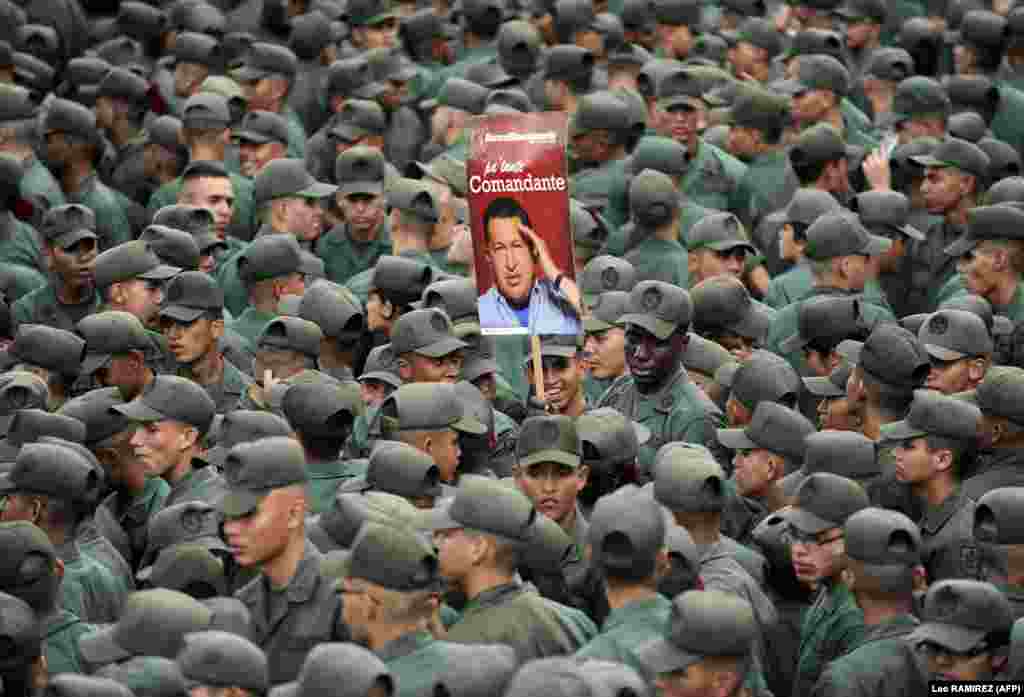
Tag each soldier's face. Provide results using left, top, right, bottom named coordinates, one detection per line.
left=254, top=347, right=308, bottom=383
left=47, top=238, right=97, bottom=289
left=925, top=356, right=975, bottom=394
left=433, top=527, right=477, bottom=583
left=281, top=196, right=325, bottom=243
left=526, top=355, right=585, bottom=414
left=338, top=576, right=382, bottom=647
left=400, top=351, right=463, bottom=384
left=422, top=428, right=461, bottom=483
left=655, top=659, right=743, bottom=697
left=338, top=193, right=386, bottom=238
left=657, top=103, right=701, bottom=148
left=113, top=279, right=165, bottom=329
left=816, top=396, right=859, bottom=431
left=571, top=129, right=614, bottom=164
left=359, top=379, right=393, bottom=408
left=791, top=89, right=832, bottom=123
left=129, top=420, right=197, bottom=479
left=892, top=437, right=939, bottom=484
left=624, top=324, right=687, bottom=390
left=355, top=20, right=398, bottom=49
left=729, top=41, right=770, bottom=82
left=515, top=461, right=588, bottom=526
left=95, top=96, right=116, bottom=130
left=732, top=447, right=779, bottom=497
left=173, top=62, right=209, bottom=98
left=953, top=44, right=979, bottom=76
left=725, top=126, right=760, bottom=160
left=584, top=328, right=626, bottom=379
left=844, top=19, right=878, bottom=49
left=921, top=167, right=969, bottom=214
left=920, top=642, right=997, bottom=682
left=238, top=140, right=281, bottom=179
left=958, top=246, right=1001, bottom=298
left=179, top=177, right=234, bottom=237
left=789, top=525, right=845, bottom=585
left=897, top=117, right=946, bottom=144
left=95, top=427, right=146, bottom=492
left=161, top=317, right=223, bottom=365
left=692, top=248, right=745, bottom=283
left=222, top=488, right=298, bottom=567
left=487, top=217, right=537, bottom=306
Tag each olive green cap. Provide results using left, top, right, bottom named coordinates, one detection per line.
left=299, top=279, right=364, bottom=342
left=583, top=291, right=631, bottom=333
left=4, top=324, right=84, bottom=379
left=281, top=381, right=363, bottom=439
left=342, top=441, right=441, bottom=499
left=95, top=240, right=181, bottom=289
left=960, top=366, right=1024, bottom=426
left=379, top=383, right=487, bottom=435
left=141, top=501, right=229, bottom=569
left=269, top=644, right=392, bottom=697
left=390, top=308, right=466, bottom=358
left=218, top=437, right=308, bottom=519
left=47, top=676, right=134, bottom=697
left=880, top=76, right=950, bottom=128
left=730, top=349, right=801, bottom=410
left=691, top=274, right=772, bottom=341
left=945, top=204, right=1024, bottom=257
left=843, top=507, right=921, bottom=572
left=58, top=388, right=133, bottom=446
left=652, top=443, right=724, bottom=512
left=40, top=204, right=97, bottom=250
left=630, top=168, right=679, bottom=228
left=0, top=441, right=100, bottom=503
left=917, top=309, right=993, bottom=361
left=717, top=402, right=815, bottom=462
left=628, top=137, right=688, bottom=178
left=257, top=316, right=323, bottom=358
left=779, top=295, right=867, bottom=354
left=880, top=388, right=980, bottom=443
left=906, top=580, right=1013, bottom=652
left=176, top=630, right=268, bottom=693
left=974, top=487, right=1024, bottom=545
left=416, top=474, right=536, bottom=541
left=852, top=190, right=925, bottom=241
left=385, top=177, right=439, bottom=223
left=910, top=136, right=990, bottom=179
left=359, top=344, right=402, bottom=388
left=620, top=280, right=693, bottom=340
left=136, top=544, right=226, bottom=597
left=76, top=311, right=151, bottom=376
left=569, top=91, right=630, bottom=137
left=576, top=407, right=649, bottom=474
left=804, top=212, right=891, bottom=260
left=588, top=484, right=666, bottom=579
left=515, top=415, right=582, bottom=469
left=724, top=88, right=791, bottom=132
left=686, top=212, right=756, bottom=254
left=341, top=522, right=440, bottom=591
left=801, top=430, right=879, bottom=479
left=789, top=472, right=869, bottom=534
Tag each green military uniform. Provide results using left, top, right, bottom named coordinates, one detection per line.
left=281, top=105, right=307, bottom=159
left=306, top=459, right=369, bottom=514
left=42, top=609, right=96, bottom=675
left=21, top=155, right=66, bottom=211
left=379, top=631, right=474, bottom=697
left=95, top=477, right=171, bottom=570
left=620, top=168, right=691, bottom=287
left=978, top=487, right=1024, bottom=617
left=731, top=149, right=799, bottom=230
left=228, top=307, right=277, bottom=353
left=148, top=172, right=256, bottom=240
left=839, top=98, right=880, bottom=149
left=60, top=541, right=128, bottom=624
left=765, top=263, right=894, bottom=313
left=626, top=237, right=691, bottom=289
left=12, top=284, right=100, bottom=332
left=0, top=211, right=45, bottom=274
left=568, top=91, right=633, bottom=217
left=681, top=140, right=747, bottom=213
left=71, top=175, right=134, bottom=250
left=346, top=249, right=440, bottom=305
left=811, top=615, right=919, bottom=697
left=316, top=222, right=392, bottom=286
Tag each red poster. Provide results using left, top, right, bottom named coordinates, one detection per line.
left=468, top=112, right=580, bottom=336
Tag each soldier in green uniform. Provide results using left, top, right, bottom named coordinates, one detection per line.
left=417, top=77, right=486, bottom=163
left=944, top=204, right=1024, bottom=322
left=596, top=280, right=724, bottom=470
left=764, top=212, right=897, bottom=372
left=810, top=508, right=924, bottom=697
left=93, top=240, right=182, bottom=335
left=113, top=375, right=224, bottom=508
left=390, top=308, right=467, bottom=385
left=240, top=316, right=324, bottom=412
left=960, top=367, right=1024, bottom=499
left=0, top=154, right=47, bottom=297
left=880, top=389, right=983, bottom=583
left=231, top=43, right=307, bottom=159
left=916, top=308, right=992, bottom=395
left=723, top=350, right=801, bottom=429
left=59, top=388, right=169, bottom=570
left=542, top=45, right=597, bottom=114
left=363, top=256, right=436, bottom=339
left=970, top=488, right=1024, bottom=618
left=160, top=272, right=252, bottom=413
left=623, top=170, right=690, bottom=289
left=225, top=234, right=311, bottom=349
left=0, top=440, right=130, bottom=624
left=316, top=147, right=391, bottom=286
left=783, top=55, right=879, bottom=149
left=638, top=590, right=761, bottom=697
left=218, top=437, right=350, bottom=684
left=686, top=213, right=758, bottom=289
left=855, top=190, right=927, bottom=320
left=583, top=291, right=629, bottom=405
left=12, top=204, right=100, bottom=332
left=422, top=474, right=596, bottom=659
left=42, top=98, right=134, bottom=251
left=346, top=179, right=443, bottom=305
left=574, top=484, right=671, bottom=673
left=298, top=279, right=366, bottom=383
left=0, top=522, right=95, bottom=675
left=521, top=336, right=588, bottom=418
left=434, top=0, right=502, bottom=83
left=250, top=158, right=337, bottom=250
left=786, top=472, right=870, bottom=697
left=0, top=85, right=66, bottom=219
left=234, top=110, right=289, bottom=182
left=691, top=275, right=775, bottom=364
left=176, top=630, right=269, bottom=697
left=788, top=125, right=854, bottom=207
left=77, top=311, right=167, bottom=405
left=280, top=380, right=365, bottom=514
left=338, top=441, right=443, bottom=510
left=780, top=296, right=875, bottom=379
left=763, top=189, right=842, bottom=309
left=95, top=68, right=152, bottom=209
left=568, top=91, right=630, bottom=217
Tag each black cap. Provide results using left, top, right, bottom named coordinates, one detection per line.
left=588, top=484, right=666, bottom=579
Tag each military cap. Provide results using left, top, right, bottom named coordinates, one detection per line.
left=0, top=521, right=57, bottom=607
left=159, top=272, right=224, bottom=324
left=940, top=293, right=1007, bottom=337
left=289, top=9, right=334, bottom=60
left=400, top=9, right=455, bottom=49
left=651, top=443, right=724, bottom=511
left=181, top=94, right=230, bottom=132
left=588, top=484, right=666, bottom=578
left=799, top=430, right=879, bottom=481
left=96, top=67, right=149, bottom=104
left=218, top=437, right=307, bottom=518
left=576, top=407, right=647, bottom=475
left=326, top=57, right=383, bottom=100
left=851, top=190, right=924, bottom=241
left=978, top=139, right=1021, bottom=181
left=864, top=48, right=914, bottom=82
left=358, top=344, right=402, bottom=388
left=629, top=169, right=678, bottom=228
left=501, top=658, right=597, bottom=697
left=137, top=543, right=226, bottom=596
left=728, top=350, right=800, bottom=410
left=365, top=48, right=417, bottom=85
left=718, top=401, right=815, bottom=463
left=725, top=88, right=791, bottom=132
left=620, top=280, right=692, bottom=340
left=341, top=521, right=440, bottom=591
left=0, top=372, right=48, bottom=419
left=43, top=97, right=97, bottom=142
left=844, top=507, right=921, bottom=574
left=3, top=409, right=84, bottom=450
left=513, top=414, right=581, bottom=469
left=781, top=29, right=845, bottom=61
left=94, top=240, right=181, bottom=289
left=97, top=656, right=189, bottom=697
left=497, top=20, right=542, bottom=77
left=238, top=234, right=308, bottom=283
left=881, top=389, right=980, bottom=443
left=857, top=322, right=930, bottom=390
left=784, top=54, right=850, bottom=96
left=299, top=279, right=364, bottom=342
left=428, top=644, right=520, bottom=697
left=386, top=177, right=440, bottom=223
left=232, top=41, right=297, bottom=82
left=973, top=487, right=1024, bottom=545
left=5, top=324, right=84, bottom=378
left=418, top=474, right=536, bottom=541
left=113, top=375, right=216, bottom=435
left=581, top=256, right=634, bottom=304
left=834, top=0, right=886, bottom=22
left=140, top=226, right=200, bottom=271
left=652, top=0, right=700, bottom=25
left=58, top=388, right=132, bottom=446
left=329, top=99, right=386, bottom=142
left=421, top=278, right=478, bottom=329
left=176, top=631, right=267, bottom=692
left=906, top=580, right=1013, bottom=651
left=14, top=52, right=55, bottom=95
left=339, top=441, right=442, bottom=499
left=390, top=308, right=466, bottom=357
left=270, top=643, right=392, bottom=697
left=782, top=188, right=842, bottom=227
left=802, top=360, right=853, bottom=398
left=311, top=491, right=418, bottom=552
left=118, top=2, right=168, bottom=40
left=569, top=91, right=630, bottom=137
left=79, top=589, right=214, bottom=664
left=959, top=10, right=1007, bottom=50
left=780, top=296, right=867, bottom=354
left=46, top=675, right=135, bottom=697
left=627, top=138, right=686, bottom=181
left=946, top=204, right=1024, bottom=257
left=0, top=81, right=35, bottom=122
left=205, top=410, right=293, bottom=468
left=524, top=333, right=582, bottom=364
left=691, top=274, right=772, bottom=341
left=232, top=110, right=288, bottom=146
left=141, top=501, right=228, bottom=569
left=804, top=212, right=891, bottom=260
left=882, top=76, right=951, bottom=127
left=254, top=158, right=335, bottom=206
left=367, top=256, right=433, bottom=309
left=148, top=115, right=184, bottom=152
left=917, top=309, right=993, bottom=361
left=281, top=381, right=363, bottom=439
left=790, top=124, right=849, bottom=173
left=910, top=137, right=989, bottom=180
left=690, top=34, right=728, bottom=63
left=948, top=112, right=988, bottom=144
left=582, top=291, right=630, bottom=335
left=944, top=76, right=1000, bottom=118
left=638, top=590, right=757, bottom=674
left=959, top=366, right=1024, bottom=427
left=726, top=18, right=781, bottom=57
left=553, top=0, right=598, bottom=38
left=171, top=32, right=221, bottom=69
left=789, top=472, right=869, bottom=534
left=544, top=44, right=594, bottom=83
left=405, top=155, right=467, bottom=197
left=332, top=148, right=385, bottom=199
left=151, top=206, right=216, bottom=249
left=687, top=212, right=755, bottom=253
left=422, top=77, right=489, bottom=114
left=257, top=316, right=323, bottom=358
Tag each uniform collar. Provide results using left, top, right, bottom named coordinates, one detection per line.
left=920, top=489, right=967, bottom=535
left=601, top=594, right=671, bottom=632
left=647, top=365, right=688, bottom=414
left=282, top=540, right=323, bottom=603
left=376, top=630, right=434, bottom=662
left=463, top=581, right=522, bottom=613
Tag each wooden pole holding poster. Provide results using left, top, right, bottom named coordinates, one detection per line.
left=531, top=334, right=545, bottom=410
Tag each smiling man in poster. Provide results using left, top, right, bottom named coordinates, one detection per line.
left=478, top=196, right=583, bottom=335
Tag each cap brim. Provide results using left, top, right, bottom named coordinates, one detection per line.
left=0, top=471, right=15, bottom=493
left=269, top=683, right=300, bottom=697
left=331, top=124, right=367, bottom=143
left=112, top=400, right=169, bottom=423
left=232, top=65, right=270, bottom=81
left=160, top=305, right=207, bottom=323
left=353, top=82, right=388, bottom=100
left=906, top=623, right=987, bottom=654
left=621, top=314, right=677, bottom=341
left=462, top=357, right=499, bottom=383
left=730, top=304, right=772, bottom=341
left=54, top=229, right=98, bottom=250
left=923, top=343, right=966, bottom=361
left=517, top=449, right=582, bottom=469
left=774, top=79, right=809, bottom=96
left=944, top=235, right=979, bottom=257
left=779, top=331, right=809, bottom=354
left=296, top=181, right=338, bottom=199
left=81, top=352, right=113, bottom=376
left=636, top=637, right=702, bottom=676
left=716, top=427, right=759, bottom=450
left=803, top=375, right=845, bottom=397
left=836, top=340, right=863, bottom=364
left=413, top=337, right=467, bottom=358
left=583, top=317, right=617, bottom=332
left=705, top=240, right=758, bottom=254
left=788, top=506, right=839, bottom=535
left=879, top=419, right=928, bottom=442
left=861, top=233, right=893, bottom=256
left=139, top=264, right=182, bottom=281
left=78, top=625, right=133, bottom=665
left=909, top=154, right=946, bottom=168
left=218, top=488, right=268, bottom=519
left=233, top=129, right=273, bottom=144
left=898, top=224, right=925, bottom=241
left=359, top=371, right=402, bottom=388
left=339, top=181, right=384, bottom=196
left=451, top=413, right=487, bottom=435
